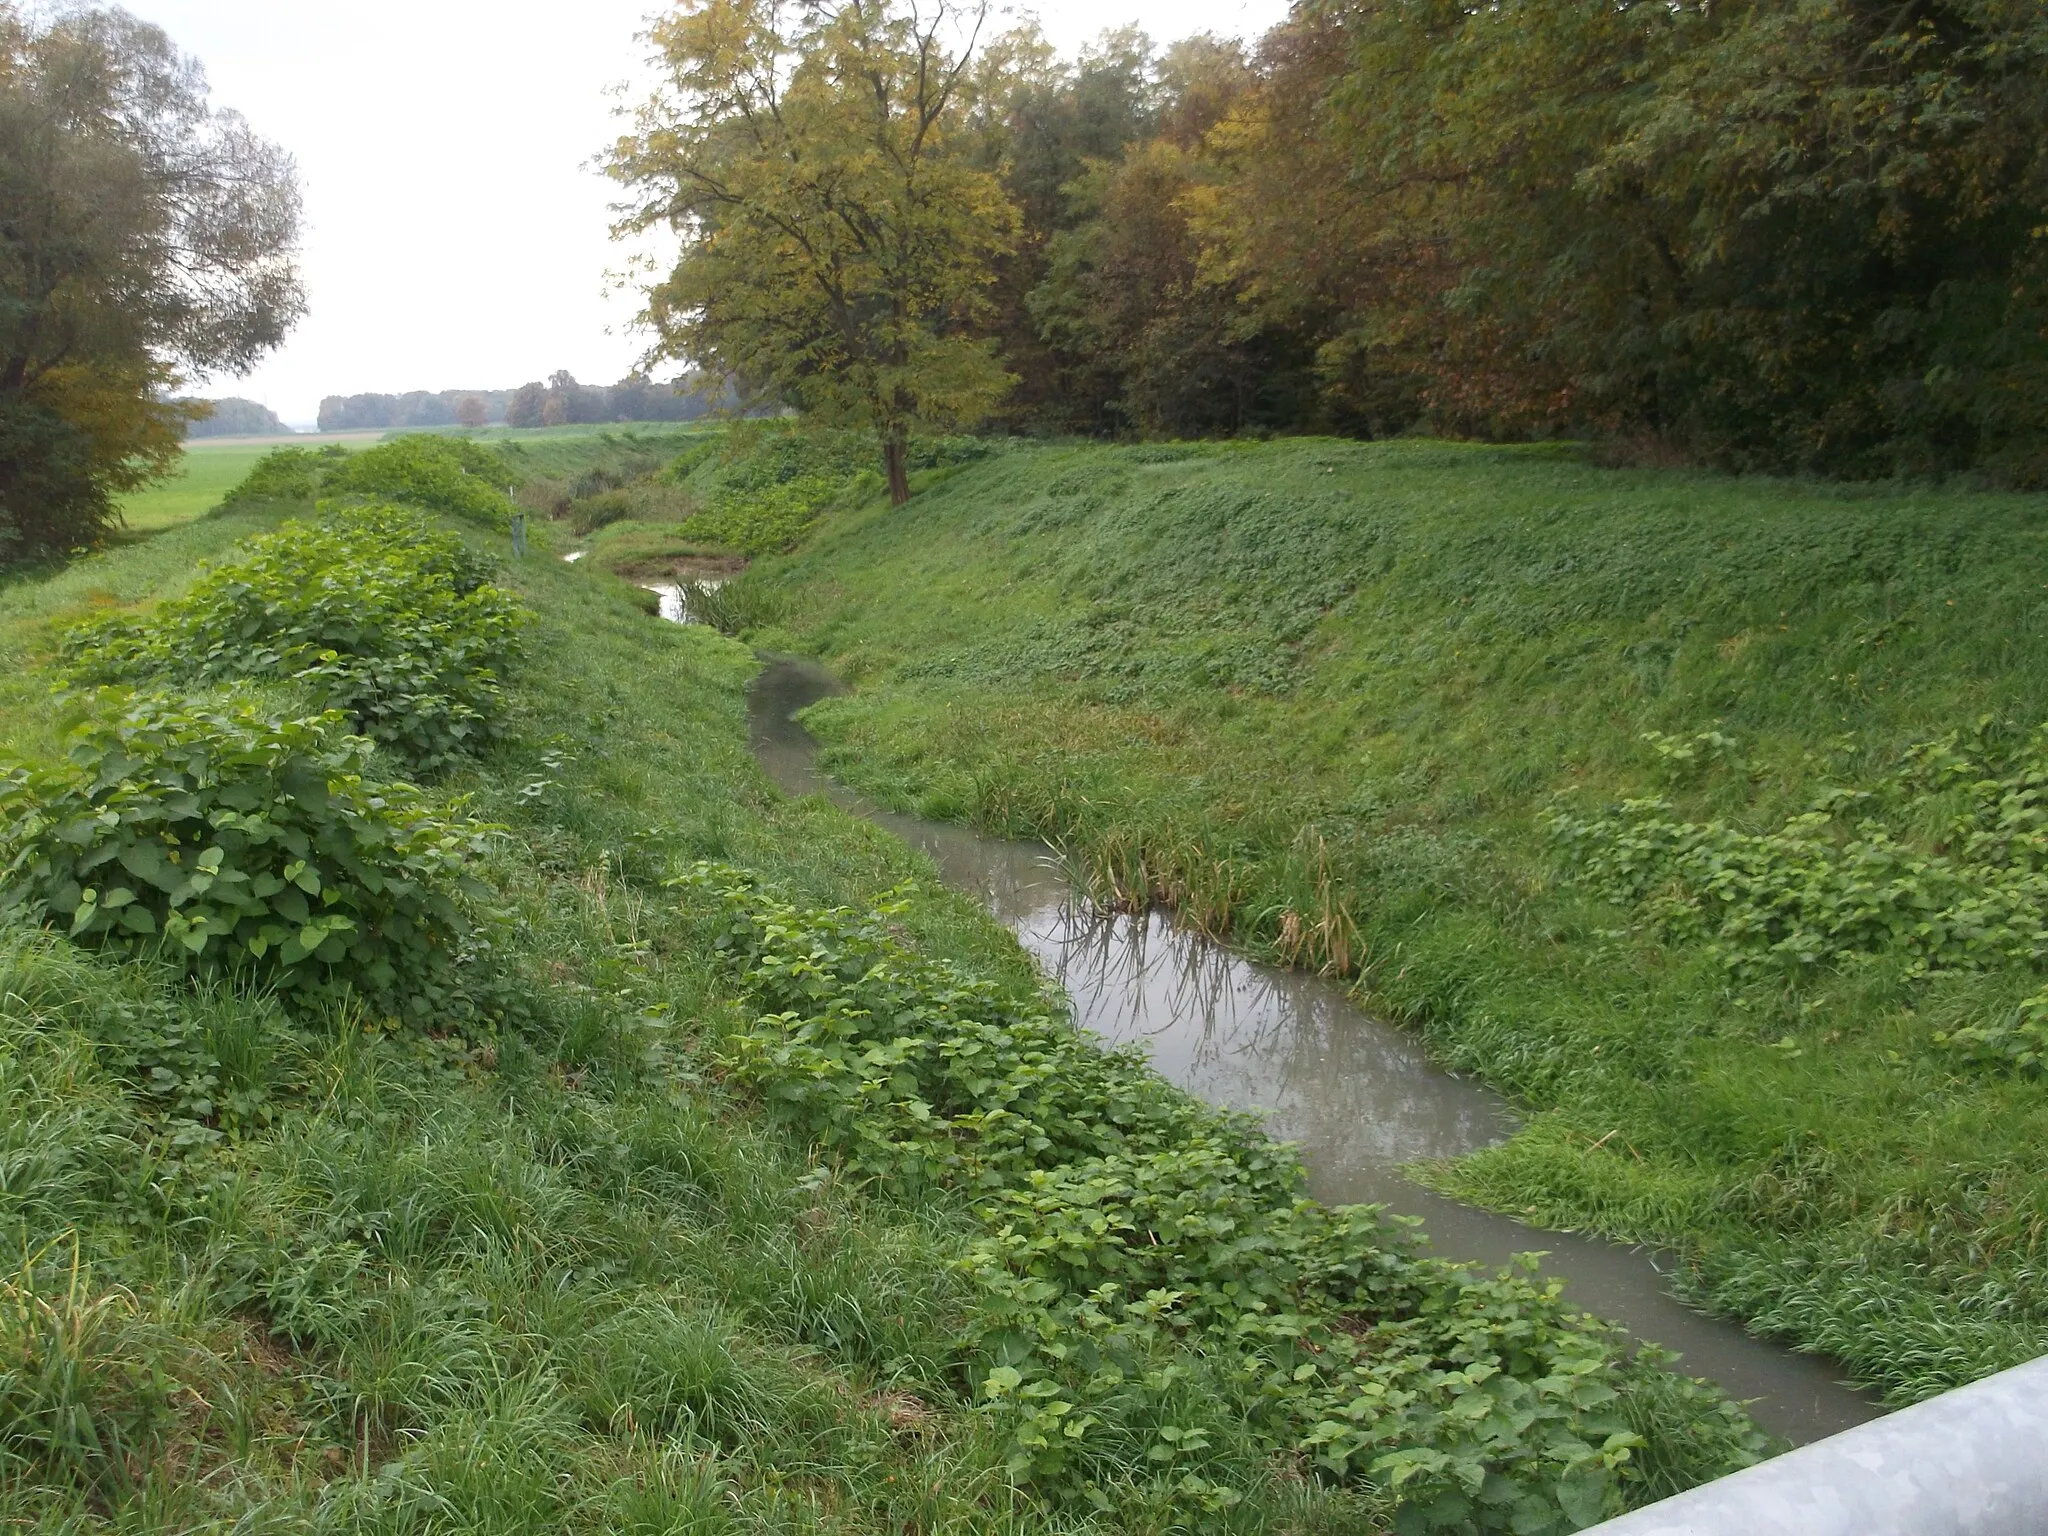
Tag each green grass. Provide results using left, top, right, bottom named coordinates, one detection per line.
left=574, top=518, right=737, bottom=576
left=116, top=442, right=289, bottom=531
left=0, top=487, right=1417, bottom=1531
left=0, top=436, right=1794, bottom=1531
left=737, top=436, right=2048, bottom=1408
left=491, top=424, right=711, bottom=483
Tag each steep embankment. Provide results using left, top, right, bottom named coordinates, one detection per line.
left=0, top=440, right=1774, bottom=1534
left=747, top=436, right=2048, bottom=1406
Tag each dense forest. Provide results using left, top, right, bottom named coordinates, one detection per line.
left=985, top=2, right=2048, bottom=479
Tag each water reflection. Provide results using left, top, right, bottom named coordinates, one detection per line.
left=744, top=652, right=1883, bottom=1445
left=642, top=583, right=687, bottom=623
left=641, top=577, right=725, bottom=625
left=1027, top=903, right=1514, bottom=1186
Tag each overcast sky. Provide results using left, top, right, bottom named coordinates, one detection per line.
left=122, top=0, right=1291, bottom=427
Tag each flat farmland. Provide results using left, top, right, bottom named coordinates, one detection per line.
left=117, top=433, right=385, bottom=531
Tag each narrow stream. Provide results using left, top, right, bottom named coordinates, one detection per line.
left=742, top=651, right=1882, bottom=1446
left=643, top=578, right=724, bottom=625
left=644, top=583, right=689, bottom=624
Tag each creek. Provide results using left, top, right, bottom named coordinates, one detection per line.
left=741, top=650, right=1883, bottom=1446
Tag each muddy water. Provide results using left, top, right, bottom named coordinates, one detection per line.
left=744, top=652, right=1883, bottom=1445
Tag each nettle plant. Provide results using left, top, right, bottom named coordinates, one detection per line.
left=220, top=436, right=518, bottom=526
left=1550, top=721, right=2048, bottom=1072
left=62, top=505, right=523, bottom=775
left=217, top=443, right=351, bottom=509
left=0, top=693, right=491, bottom=1022
left=323, top=435, right=518, bottom=527
left=679, top=866, right=1765, bottom=1533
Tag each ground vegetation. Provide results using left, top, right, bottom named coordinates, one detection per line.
left=730, top=434, right=2048, bottom=1408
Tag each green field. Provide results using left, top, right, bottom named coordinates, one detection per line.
left=115, top=435, right=386, bottom=532
left=737, top=436, right=2048, bottom=1409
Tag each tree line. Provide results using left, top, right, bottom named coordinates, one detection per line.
left=317, top=372, right=724, bottom=432
left=185, top=398, right=289, bottom=438
left=614, top=0, right=2048, bottom=492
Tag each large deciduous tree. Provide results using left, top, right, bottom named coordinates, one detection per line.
left=0, top=5, right=304, bottom=560
left=504, top=381, right=547, bottom=429
left=611, top=0, right=1019, bottom=503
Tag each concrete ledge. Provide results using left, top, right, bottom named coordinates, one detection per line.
left=1585, top=1354, right=2048, bottom=1536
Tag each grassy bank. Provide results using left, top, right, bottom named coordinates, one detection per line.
left=0, top=498, right=1035, bottom=1531
left=0, top=453, right=1772, bottom=1531
left=735, top=436, right=2048, bottom=1407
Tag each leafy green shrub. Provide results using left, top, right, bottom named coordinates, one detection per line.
left=218, top=444, right=350, bottom=509
left=679, top=866, right=1766, bottom=1530
left=569, top=488, right=636, bottom=536
left=1931, top=987, right=2048, bottom=1075
left=1552, top=722, right=2048, bottom=1071
left=62, top=505, right=523, bottom=773
left=322, top=434, right=516, bottom=527
left=683, top=471, right=862, bottom=554
left=0, top=694, right=490, bottom=1022
left=1549, top=724, right=2048, bottom=974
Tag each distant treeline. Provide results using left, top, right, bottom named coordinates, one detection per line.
left=317, top=372, right=725, bottom=432
left=184, top=398, right=289, bottom=438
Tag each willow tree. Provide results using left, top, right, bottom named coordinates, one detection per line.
left=0, top=6, right=303, bottom=560
left=612, top=0, right=1018, bottom=503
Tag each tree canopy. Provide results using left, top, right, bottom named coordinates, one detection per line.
left=0, top=5, right=304, bottom=558
left=612, top=0, right=1018, bottom=502
left=1193, top=0, right=2048, bottom=477
left=623, top=0, right=2048, bottom=482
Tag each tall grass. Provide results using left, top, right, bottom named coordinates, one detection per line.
left=679, top=577, right=784, bottom=635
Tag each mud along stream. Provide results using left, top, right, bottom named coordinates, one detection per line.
left=741, top=650, right=1881, bottom=1445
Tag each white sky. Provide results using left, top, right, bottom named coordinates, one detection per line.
left=123, top=0, right=1291, bottom=427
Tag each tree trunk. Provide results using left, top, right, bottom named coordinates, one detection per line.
left=883, top=429, right=910, bottom=505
